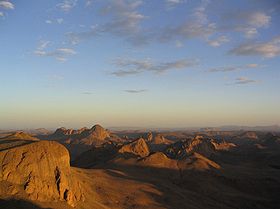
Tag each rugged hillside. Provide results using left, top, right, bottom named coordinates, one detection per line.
left=2, top=129, right=279, bottom=209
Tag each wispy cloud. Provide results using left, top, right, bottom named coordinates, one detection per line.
left=34, top=46, right=76, bottom=62
left=67, top=0, right=148, bottom=45
left=220, top=11, right=271, bottom=38
left=45, top=20, right=52, bottom=24
left=175, top=40, right=184, bottom=48
left=233, top=77, right=260, bottom=85
left=165, top=0, right=185, bottom=9
left=229, top=36, right=280, bottom=58
left=161, top=0, right=216, bottom=42
left=0, top=1, right=14, bottom=10
left=124, top=89, right=147, bottom=93
left=208, top=63, right=261, bottom=72
left=45, top=18, right=64, bottom=25
left=57, top=0, right=77, bottom=12
left=85, top=0, right=93, bottom=7
left=111, top=57, right=198, bottom=76
left=82, top=91, right=94, bottom=95
left=37, top=40, right=51, bottom=50
left=0, top=0, right=14, bottom=17
left=207, top=35, right=229, bottom=47
left=57, top=18, right=64, bottom=24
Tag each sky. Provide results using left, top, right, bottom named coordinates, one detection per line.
left=0, top=0, right=280, bottom=129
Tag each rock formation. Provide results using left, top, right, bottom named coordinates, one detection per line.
left=178, top=152, right=221, bottom=171
left=51, top=124, right=111, bottom=146
left=0, top=140, right=84, bottom=207
left=165, top=136, right=216, bottom=159
left=139, top=152, right=178, bottom=169
left=118, top=138, right=150, bottom=158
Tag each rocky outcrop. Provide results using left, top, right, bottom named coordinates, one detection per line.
left=139, top=152, right=178, bottom=169
left=178, top=152, right=220, bottom=171
left=118, top=138, right=150, bottom=158
left=152, top=134, right=172, bottom=144
left=0, top=141, right=84, bottom=207
left=147, top=134, right=173, bottom=152
left=211, top=141, right=236, bottom=150
left=146, top=132, right=153, bottom=142
left=51, top=124, right=111, bottom=146
left=165, top=136, right=216, bottom=159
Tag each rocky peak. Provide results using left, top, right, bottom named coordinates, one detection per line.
left=119, top=138, right=150, bottom=158
left=88, top=124, right=110, bottom=140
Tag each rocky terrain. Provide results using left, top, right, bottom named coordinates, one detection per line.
left=0, top=125, right=280, bottom=209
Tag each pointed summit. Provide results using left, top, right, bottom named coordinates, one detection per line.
left=88, top=124, right=110, bottom=140
left=119, top=138, right=150, bottom=158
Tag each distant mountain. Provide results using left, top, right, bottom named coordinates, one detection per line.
left=51, top=124, right=112, bottom=145
left=200, top=125, right=280, bottom=132
left=2, top=131, right=39, bottom=141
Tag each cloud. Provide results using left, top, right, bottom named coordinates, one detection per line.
left=37, top=40, right=51, bottom=50
left=208, top=63, right=260, bottom=72
left=45, top=18, right=64, bottom=25
left=0, top=12, right=4, bottom=17
left=112, top=57, right=198, bottom=76
left=161, top=0, right=217, bottom=42
left=124, top=89, right=147, bottom=93
left=233, top=77, right=260, bottom=85
left=34, top=47, right=76, bottom=62
left=45, top=20, right=52, bottom=24
left=85, top=0, right=93, bottom=7
left=0, top=1, right=14, bottom=10
left=229, top=36, right=280, bottom=58
left=221, top=11, right=271, bottom=38
left=165, top=0, right=184, bottom=8
left=175, top=40, right=184, bottom=48
left=57, top=18, right=64, bottom=24
left=207, top=36, right=229, bottom=47
left=166, top=0, right=182, bottom=3
left=57, top=0, right=77, bottom=12
left=67, top=0, right=149, bottom=45
left=82, top=91, right=94, bottom=95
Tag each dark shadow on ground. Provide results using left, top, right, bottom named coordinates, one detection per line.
left=0, top=199, right=52, bottom=209
left=0, top=140, right=36, bottom=151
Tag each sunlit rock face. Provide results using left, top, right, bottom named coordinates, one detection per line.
left=118, top=138, right=150, bottom=158
left=51, top=124, right=111, bottom=146
left=0, top=141, right=84, bottom=207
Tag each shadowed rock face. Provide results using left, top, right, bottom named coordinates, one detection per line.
left=165, top=136, right=216, bottom=159
left=0, top=141, right=84, bottom=207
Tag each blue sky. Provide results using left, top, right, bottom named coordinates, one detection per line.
left=0, top=0, right=280, bottom=129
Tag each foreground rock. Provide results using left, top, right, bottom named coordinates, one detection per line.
left=0, top=140, right=84, bottom=207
